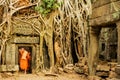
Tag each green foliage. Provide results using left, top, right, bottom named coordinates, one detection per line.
left=35, top=0, right=62, bottom=16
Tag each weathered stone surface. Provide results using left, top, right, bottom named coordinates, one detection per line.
left=96, top=65, right=110, bottom=72
left=106, top=78, right=119, bottom=80
left=0, top=72, right=13, bottom=78
left=115, top=65, right=120, bottom=75
left=108, top=62, right=117, bottom=72
left=88, top=76, right=102, bottom=80
left=90, top=0, right=120, bottom=26
left=89, top=11, right=120, bottom=26
left=12, top=25, right=38, bottom=35
left=12, top=18, right=40, bottom=35
left=109, top=71, right=117, bottom=78
left=1, top=44, right=18, bottom=72
left=5, top=43, right=20, bottom=71
left=6, top=65, right=19, bottom=71
left=0, top=65, right=7, bottom=71
left=11, top=36, right=39, bottom=43
left=63, top=68, right=74, bottom=73
left=91, top=0, right=120, bottom=19
left=92, top=0, right=118, bottom=9
left=96, top=71, right=109, bottom=77
left=6, top=44, right=16, bottom=65
left=64, top=64, right=74, bottom=73
left=116, top=21, right=120, bottom=65
left=0, top=65, right=19, bottom=72
left=74, top=67, right=84, bottom=74
left=64, top=64, right=74, bottom=70
left=111, top=67, right=116, bottom=72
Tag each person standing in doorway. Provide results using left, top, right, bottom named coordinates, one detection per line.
left=19, top=47, right=31, bottom=74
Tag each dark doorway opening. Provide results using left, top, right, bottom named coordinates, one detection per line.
left=71, top=31, right=79, bottom=64
left=109, top=45, right=117, bottom=62
left=99, top=24, right=117, bottom=62
left=18, top=46, right=32, bottom=74
left=102, top=43, right=105, bottom=51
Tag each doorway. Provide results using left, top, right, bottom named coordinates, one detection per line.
left=98, top=24, right=117, bottom=62
left=18, top=46, right=32, bottom=73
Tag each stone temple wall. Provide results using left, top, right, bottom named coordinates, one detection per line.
left=0, top=17, right=40, bottom=72
left=88, top=0, right=120, bottom=78
left=90, top=0, right=120, bottom=26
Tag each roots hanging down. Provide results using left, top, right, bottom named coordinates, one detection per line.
left=36, top=0, right=92, bottom=71
left=53, top=0, right=92, bottom=66
left=0, top=0, right=92, bottom=73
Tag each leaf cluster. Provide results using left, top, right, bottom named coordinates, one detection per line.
left=35, top=0, right=61, bottom=16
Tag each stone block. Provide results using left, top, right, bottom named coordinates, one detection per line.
left=111, top=67, right=116, bottom=72
left=91, top=0, right=120, bottom=19
left=96, top=65, right=110, bottom=72
left=89, top=11, right=120, bottom=26
left=6, top=65, right=19, bottom=71
left=108, top=62, right=117, bottom=67
left=91, top=4, right=110, bottom=19
left=64, top=64, right=74, bottom=73
left=106, top=78, right=119, bottom=80
left=88, top=76, right=102, bottom=80
left=92, top=0, right=118, bottom=9
left=0, top=65, right=7, bottom=72
left=74, top=67, right=84, bottom=74
left=96, top=71, right=109, bottom=77
left=115, top=65, right=120, bottom=75
left=12, top=36, right=39, bottom=44
left=109, top=71, right=117, bottom=78
left=12, top=18, right=40, bottom=35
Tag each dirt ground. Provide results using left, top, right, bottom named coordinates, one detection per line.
left=0, top=72, right=87, bottom=80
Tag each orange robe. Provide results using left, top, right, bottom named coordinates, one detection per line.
left=20, top=51, right=30, bottom=70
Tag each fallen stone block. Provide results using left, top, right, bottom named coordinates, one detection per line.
left=96, top=65, right=110, bottom=72
left=88, top=76, right=102, bottom=80
left=115, top=65, right=120, bottom=75
left=109, top=71, right=117, bottom=78
left=96, top=71, right=109, bottom=77
left=74, top=67, right=84, bottom=74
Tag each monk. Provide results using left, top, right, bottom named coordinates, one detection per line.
left=19, top=47, right=30, bottom=74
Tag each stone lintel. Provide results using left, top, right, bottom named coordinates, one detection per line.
left=11, top=36, right=39, bottom=44
left=89, top=11, right=120, bottom=27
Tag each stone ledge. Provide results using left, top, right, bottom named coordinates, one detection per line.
left=0, top=65, right=19, bottom=72
left=89, top=11, right=120, bottom=27
left=11, top=36, right=39, bottom=44
left=115, top=65, right=120, bottom=75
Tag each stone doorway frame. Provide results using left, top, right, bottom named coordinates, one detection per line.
left=15, top=44, right=36, bottom=73
left=88, top=22, right=119, bottom=76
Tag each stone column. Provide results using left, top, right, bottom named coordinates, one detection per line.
left=117, top=21, right=120, bottom=64
left=88, top=27, right=100, bottom=76
left=115, top=21, right=120, bottom=78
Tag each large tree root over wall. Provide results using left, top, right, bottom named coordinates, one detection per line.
left=0, top=0, right=92, bottom=74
